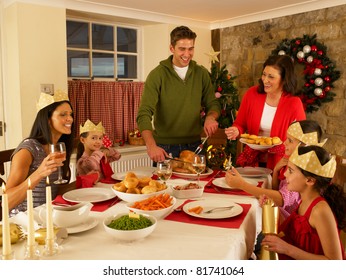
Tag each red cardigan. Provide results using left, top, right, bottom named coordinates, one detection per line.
left=233, top=86, right=306, bottom=169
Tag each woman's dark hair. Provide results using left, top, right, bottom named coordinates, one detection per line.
left=294, top=120, right=323, bottom=144
left=29, top=100, right=75, bottom=181
left=76, top=132, right=88, bottom=160
left=297, top=145, right=346, bottom=229
left=258, top=55, right=297, bottom=95
left=170, top=26, right=197, bottom=46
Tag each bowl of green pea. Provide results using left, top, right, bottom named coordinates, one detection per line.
left=103, top=212, right=157, bottom=241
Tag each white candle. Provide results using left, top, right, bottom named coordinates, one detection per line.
left=1, top=183, right=12, bottom=256
left=46, top=177, right=54, bottom=240
left=27, top=179, right=35, bottom=246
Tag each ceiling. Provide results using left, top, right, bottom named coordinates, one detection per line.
left=70, top=0, right=344, bottom=28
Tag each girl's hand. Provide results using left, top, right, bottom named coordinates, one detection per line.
left=259, top=194, right=269, bottom=207
left=261, top=234, right=288, bottom=255
left=225, top=168, right=246, bottom=189
left=273, top=157, right=288, bottom=174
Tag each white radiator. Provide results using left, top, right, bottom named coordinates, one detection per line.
left=111, top=153, right=153, bottom=173
left=69, top=152, right=152, bottom=182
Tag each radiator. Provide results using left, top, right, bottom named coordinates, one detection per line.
left=69, top=152, right=152, bottom=182
left=111, top=153, right=153, bottom=173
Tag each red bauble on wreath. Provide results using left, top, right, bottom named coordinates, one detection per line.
left=272, top=34, right=340, bottom=113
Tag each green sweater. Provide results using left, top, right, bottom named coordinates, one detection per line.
left=137, top=56, right=220, bottom=145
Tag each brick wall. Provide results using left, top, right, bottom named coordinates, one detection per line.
left=217, top=5, right=346, bottom=156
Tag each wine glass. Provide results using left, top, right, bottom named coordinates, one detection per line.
left=49, top=142, right=67, bottom=184
left=192, top=154, right=206, bottom=186
left=156, top=161, right=172, bottom=185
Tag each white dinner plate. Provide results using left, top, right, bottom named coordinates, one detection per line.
left=63, top=188, right=117, bottom=203
left=183, top=199, right=243, bottom=219
left=111, top=167, right=155, bottom=181
left=66, top=217, right=99, bottom=234
left=212, top=177, right=260, bottom=190
left=239, top=138, right=282, bottom=150
left=172, top=168, right=213, bottom=179
left=235, top=167, right=272, bottom=177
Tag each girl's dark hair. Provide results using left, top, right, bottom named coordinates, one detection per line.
left=170, top=26, right=197, bottom=46
left=294, top=120, right=323, bottom=144
left=258, top=55, right=297, bottom=95
left=29, top=101, right=75, bottom=181
left=297, top=146, right=346, bottom=229
left=76, top=132, right=88, bottom=160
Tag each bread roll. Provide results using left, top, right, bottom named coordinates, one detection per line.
left=272, top=136, right=281, bottom=144
left=240, top=133, right=250, bottom=138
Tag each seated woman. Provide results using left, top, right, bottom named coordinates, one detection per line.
left=6, top=90, right=74, bottom=211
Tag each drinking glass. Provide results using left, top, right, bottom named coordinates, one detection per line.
left=49, top=142, right=67, bottom=184
left=192, top=154, right=206, bottom=186
left=156, top=161, right=172, bottom=185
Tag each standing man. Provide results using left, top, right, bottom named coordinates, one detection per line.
left=137, top=26, right=220, bottom=162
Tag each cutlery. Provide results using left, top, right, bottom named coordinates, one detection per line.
left=203, top=205, right=234, bottom=214
left=194, top=136, right=209, bottom=155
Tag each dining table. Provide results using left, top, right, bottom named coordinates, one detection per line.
left=8, top=169, right=269, bottom=260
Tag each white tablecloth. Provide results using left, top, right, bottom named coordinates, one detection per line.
left=10, top=181, right=263, bottom=260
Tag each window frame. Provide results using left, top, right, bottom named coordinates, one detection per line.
left=66, top=18, right=141, bottom=81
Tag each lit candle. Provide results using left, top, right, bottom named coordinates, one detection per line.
left=45, top=177, right=54, bottom=240
left=1, top=183, right=12, bottom=256
left=26, top=178, right=35, bottom=246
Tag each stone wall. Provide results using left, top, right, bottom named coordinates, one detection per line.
left=218, top=5, right=346, bottom=156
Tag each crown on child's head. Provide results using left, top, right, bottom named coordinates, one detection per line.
left=80, top=119, right=105, bottom=135
left=287, top=121, right=326, bottom=146
left=289, top=147, right=336, bottom=178
left=37, top=90, right=69, bottom=112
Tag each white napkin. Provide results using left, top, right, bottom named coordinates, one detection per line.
left=9, top=211, right=41, bottom=233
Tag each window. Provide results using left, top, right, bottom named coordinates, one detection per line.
left=66, top=20, right=138, bottom=80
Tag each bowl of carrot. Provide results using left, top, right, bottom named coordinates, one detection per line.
left=125, top=193, right=176, bottom=219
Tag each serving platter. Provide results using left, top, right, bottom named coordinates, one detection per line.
left=235, top=167, right=272, bottom=177
left=63, top=188, right=117, bottom=203
left=172, top=168, right=213, bottom=179
left=183, top=199, right=243, bottom=219
left=239, top=138, right=282, bottom=150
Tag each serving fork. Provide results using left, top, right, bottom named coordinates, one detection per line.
left=194, top=137, right=209, bottom=155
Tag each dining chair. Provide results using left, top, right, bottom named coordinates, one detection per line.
left=0, top=148, right=15, bottom=185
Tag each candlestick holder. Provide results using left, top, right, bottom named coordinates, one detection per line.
left=1, top=251, right=15, bottom=260
left=42, top=237, right=61, bottom=257
left=24, top=243, right=40, bottom=260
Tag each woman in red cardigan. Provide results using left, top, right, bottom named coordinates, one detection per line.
left=225, top=55, right=306, bottom=170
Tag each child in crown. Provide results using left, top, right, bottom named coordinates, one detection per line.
left=262, top=145, right=346, bottom=259
left=76, top=120, right=121, bottom=183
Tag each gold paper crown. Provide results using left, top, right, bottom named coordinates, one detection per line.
left=37, top=90, right=69, bottom=112
left=287, top=122, right=326, bottom=146
left=289, top=147, right=336, bottom=178
left=80, top=119, right=105, bottom=135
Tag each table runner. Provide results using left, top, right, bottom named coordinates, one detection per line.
left=53, top=195, right=120, bottom=212
left=165, top=200, right=251, bottom=229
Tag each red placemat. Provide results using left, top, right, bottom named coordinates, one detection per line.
left=165, top=201, right=251, bottom=229
left=53, top=195, right=120, bottom=212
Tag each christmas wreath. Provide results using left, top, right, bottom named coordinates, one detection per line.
left=271, top=34, right=340, bottom=113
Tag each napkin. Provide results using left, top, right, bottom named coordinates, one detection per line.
left=165, top=201, right=251, bottom=229
left=52, top=195, right=120, bottom=212
left=76, top=173, right=99, bottom=188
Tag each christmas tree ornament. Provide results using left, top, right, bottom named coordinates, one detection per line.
left=278, top=50, right=286, bottom=55
left=306, top=56, right=314, bottom=63
left=303, top=45, right=311, bottom=53
left=204, top=47, right=220, bottom=63
left=314, top=88, right=323, bottom=96
left=296, top=51, right=305, bottom=59
left=314, top=78, right=323, bottom=86
left=314, top=68, right=322, bottom=75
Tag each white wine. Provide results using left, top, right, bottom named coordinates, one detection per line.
left=192, top=163, right=206, bottom=175
left=157, top=170, right=172, bottom=181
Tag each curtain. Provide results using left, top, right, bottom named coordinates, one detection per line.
left=68, top=80, right=144, bottom=142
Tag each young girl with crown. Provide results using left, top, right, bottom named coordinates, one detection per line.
left=261, top=145, right=346, bottom=259
left=76, top=120, right=121, bottom=182
left=226, top=120, right=325, bottom=220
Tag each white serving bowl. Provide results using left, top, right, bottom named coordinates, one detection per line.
left=111, top=187, right=168, bottom=203
left=103, top=213, right=157, bottom=241
left=125, top=196, right=176, bottom=219
left=171, top=184, right=204, bottom=199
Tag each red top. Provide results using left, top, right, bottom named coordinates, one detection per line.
left=233, top=86, right=306, bottom=170
left=279, top=196, right=345, bottom=260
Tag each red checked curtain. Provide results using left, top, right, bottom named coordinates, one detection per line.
left=68, top=80, right=144, bottom=142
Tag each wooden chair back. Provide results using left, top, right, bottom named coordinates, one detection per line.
left=0, top=148, right=15, bottom=184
